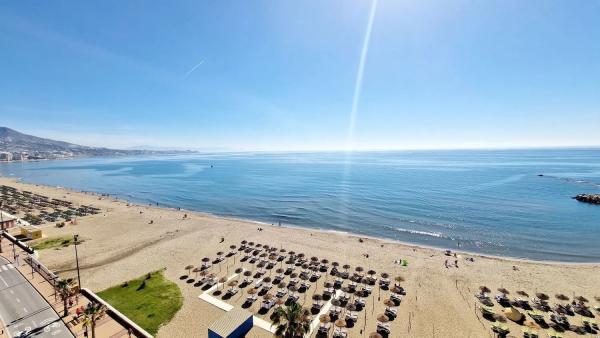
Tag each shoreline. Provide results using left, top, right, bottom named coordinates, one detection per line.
left=3, top=175, right=598, bottom=266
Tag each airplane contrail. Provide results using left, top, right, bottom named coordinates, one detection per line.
left=184, top=60, right=204, bottom=78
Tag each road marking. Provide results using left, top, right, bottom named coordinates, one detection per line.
left=0, top=275, right=7, bottom=287
left=16, top=298, right=20, bottom=303
left=23, top=307, right=28, bottom=313
left=9, top=289, right=14, bottom=294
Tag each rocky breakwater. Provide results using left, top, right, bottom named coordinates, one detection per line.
left=574, top=194, right=600, bottom=205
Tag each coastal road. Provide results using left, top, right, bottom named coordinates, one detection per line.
left=0, top=256, right=73, bottom=338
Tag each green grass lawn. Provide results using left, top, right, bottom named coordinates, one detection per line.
left=31, top=236, right=77, bottom=250
left=97, top=270, right=183, bottom=335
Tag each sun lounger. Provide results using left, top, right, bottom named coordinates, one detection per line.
left=355, top=298, right=365, bottom=307
left=254, top=279, right=263, bottom=288
left=261, top=299, right=275, bottom=310
left=521, top=327, right=538, bottom=338
left=390, top=293, right=403, bottom=303
left=345, top=312, right=358, bottom=322
left=385, top=307, right=397, bottom=318
left=261, top=284, right=272, bottom=292
left=545, top=330, right=563, bottom=338
left=379, top=278, right=390, bottom=287
left=287, top=294, right=299, bottom=303
left=318, top=323, right=330, bottom=334
left=323, top=288, right=334, bottom=297
left=491, top=323, right=509, bottom=334
left=333, top=328, right=347, bottom=338
left=480, top=305, right=495, bottom=315
left=376, top=323, right=390, bottom=334
left=205, top=278, right=217, bottom=287
left=245, top=295, right=257, bottom=303
left=276, top=290, right=287, bottom=298
left=311, top=273, right=321, bottom=280
left=226, top=288, right=239, bottom=296
left=300, top=282, right=311, bottom=290
left=312, top=302, right=323, bottom=312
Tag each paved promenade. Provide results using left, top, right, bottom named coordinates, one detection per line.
left=0, top=238, right=135, bottom=338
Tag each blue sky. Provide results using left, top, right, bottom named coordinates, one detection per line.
left=1, top=0, right=599, bottom=151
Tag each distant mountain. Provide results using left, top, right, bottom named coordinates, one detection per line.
left=0, top=127, right=189, bottom=158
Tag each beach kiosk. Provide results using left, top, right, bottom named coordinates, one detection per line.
left=20, top=225, right=43, bottom=240
left=0, top=211, right=17, bottom=230
left=208, top=308, right=253, bottom=338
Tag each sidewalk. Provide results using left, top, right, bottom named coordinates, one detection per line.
left=0, top=238, right=134, bottom=338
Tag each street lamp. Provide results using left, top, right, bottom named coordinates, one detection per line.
left=74, top=234, right=82, bottom=289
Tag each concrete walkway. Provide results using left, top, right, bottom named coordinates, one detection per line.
left=198, top=270, right=276, bottom=334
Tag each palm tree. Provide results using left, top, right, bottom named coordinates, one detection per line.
left=56, top=278, right=75, bottom=317
left=81, top=302, right=107, bottom=338
left=272, top=302, right=311, bottom=338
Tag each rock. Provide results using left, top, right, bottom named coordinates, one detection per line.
left=573, top=194, right=600, bottom=205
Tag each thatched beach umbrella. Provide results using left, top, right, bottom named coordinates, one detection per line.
left=243, top=270, right=252, bottom=277
left=247, top=288, right=257, bottom=295
left=192, top=267, right=201, bottom=278
left=324, top=282, right=333, bottom=288
left=346, top=304, right=356, bottom=312
left=248, top=241, right=255, bottom=246
left=334, top=319, right=346, bottom=328
left=332, top=262, right=339, bottom=268
left=288, top=251, right=296, bottom=256
left=536, top=293, right=549, bottom=301
left=202, top=257, right=211, bottom=264
left=228, top=280, right=239, bottom=287
left=395, top=276, right=405, bottom=283
left=313, top=294, right=323, bottom=302
left=311, top=256, right=319, bottom=262
left=280, top=248, right=286, bottom=253
left=216, top=251, right=224, bottom=257
left=377, top=314, right=389, bottom=323
left=331, top=299, right=341, bottom=307
left=263, top=245, right=270, bottom=250
left=319, top=314, right=331, bottom=324
left=517, top=290, right=529, bottom=297
left=235, top=267, right=244, bottom=274
left=383, top=299, right=396, bottom=307
left=276, top=298, right=285, bottom=306
left=555, top=294, right=569, bottom=301
left=368, top=269, right=376, bottom=276
left=594, top=296, right=600, bottom=302
left=575, top=296, right=588, bottom=303
left=498, top=288, right=510, bottom=295
left=256, top=243, right=262, bottom=248
left=321, top=258, right=329, bottom=264
left=369, top=333, right=383, bottom=338
left=381, top=272, right=389, bottom=279
left=479, top=286, right=491, bottom=294
left=263, top=277, right=272, bottom=284
left=355, top=266, right=364, bottom=274
left=298, top=253, right=305, bottom=258
left=278, top=282, right=287, bottom=289
left=343, top=264, right=351, bottom=271
left=200, top=270, right=209, bottom=277
left=290, top=272, right=298, bottom=278
left=185, top=264, right=194, bottom=275
left=263, top=293, right=274, bottom=300
left=241, top=240, right=247, bottom=245
left=276, top=268, right=284, bottom=274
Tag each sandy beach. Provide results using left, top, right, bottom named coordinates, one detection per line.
left=1, top=176, right=598, bottom=338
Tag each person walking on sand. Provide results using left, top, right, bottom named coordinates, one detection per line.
left=454, top=260, right=458, bottom=268
left=444, top=259, right=448, bottom=268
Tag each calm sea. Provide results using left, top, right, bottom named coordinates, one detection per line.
left=1, top=149, right=599, bottom=262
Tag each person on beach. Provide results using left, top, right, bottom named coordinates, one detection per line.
left=454, top=260, right=458, bottom=268
left=444, top=259, right=448, bottom=268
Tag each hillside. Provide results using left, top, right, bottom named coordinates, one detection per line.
left=0, top=127, right=185, bottom=159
